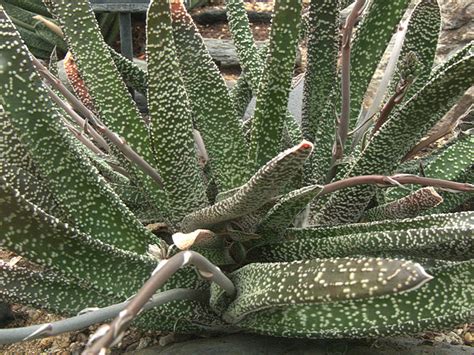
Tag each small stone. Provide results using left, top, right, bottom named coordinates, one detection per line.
left=30, top=310, right=42, bottom=322
left=136, top=337, right=152, bottom=350
left=75, top=332, right=88, bottom=343
left=125, top=341, right=139, bottom=352
left=39, top=337, right=54, bottom=349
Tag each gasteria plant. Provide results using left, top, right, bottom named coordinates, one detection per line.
left=0, top=0, right=473, bottom=348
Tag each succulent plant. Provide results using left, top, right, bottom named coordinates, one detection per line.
left=0, top=0, right=472, bottom=347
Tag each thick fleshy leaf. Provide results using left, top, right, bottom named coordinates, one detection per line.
left=3, top=0, right=52, bottom=17
left=211, top=257, right=431, bottom=323
left=181, top=141, right=313, bottom=232
left=0, top=261, right=115, bottom=315
left=301, top=0, right=341, bottom=183
left=288, top=211, right=474, bottom=239
left=316, top=43, right=474, bottom=225
left=0, top=9, right=155, bottom=252
left=171, top=2, right=249, bottom=191
left=256, top=184, right=323, bottom=243
left=109, top=48, right=148, bottom=95
left=349, top=0, right=411, bottom=129
left=253, top=224, right=473, bottom=263
left=386, top=133, right=474, bottom=214
left=225, top=0, right=302, bottom=153
left=248, top=0, right=303, bottom=169
left=0, top=179, right=206, bottom=297
left=361, top=187, right=443, bottom=222
left=237, top=261, right=473, bottom=338
left=47, top=0, right=167, bottom=213
left=387, top=0, right=441, bottom=100
left=47, top=0, right=152, bottom=164
left=147, top=0, right=207, bottom=221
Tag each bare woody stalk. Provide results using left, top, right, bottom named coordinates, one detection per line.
left=0, top=289, right=205, bottom=345
left=84, top=251, right=236, bottom=355
left=330, top=0, right=366, bottom=176
left=319, top=174, right=474, bottom=196
left=34, top=58, right=165, bottom=189
left=371, top=75, right=413, bottom=136
left=31, top=57, right=110, bottom=153
left=403, top=104, right=473, bottom=161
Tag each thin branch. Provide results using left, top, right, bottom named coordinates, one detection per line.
left=84, top=251, right=235, bottom=354
left=31, top=57, right=110, bottom=153
left=320, top=174, right=474, bottom=196
left=370, top=77, right=411, bottom=136
left=332, top=0, right=366, bottom=163
left=36, top=63, right=165, bottom=189
left=403, top=104, right=473, bottom=162
left=65, top=122, right=104, bottom=156
left=0, top=289, right=204, bottom=345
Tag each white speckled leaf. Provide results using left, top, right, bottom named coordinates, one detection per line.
left=248, top=0, right=303, bottom=169
left=0, top=261, right=115, bottom=316
left=147, top=0, right=207, bottom=222
left=0, top=9, right=157, bottom=252
left=181, top=141, right=313, bottom=232
left=211, top=257, right=432, bottom=324
left=171, top=2, right=250, bottom=191
left=237, top=261, right=473, bottom=338
left=317, top=43, right=474, bottom=225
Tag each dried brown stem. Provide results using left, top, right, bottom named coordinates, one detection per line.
left=34, top=58, right=165, bottom=189
left=402, top=104, right=473, bottom=162
left=65, top=122, right=104, bottom=156
left=84, top=251, right=235, bottom=354
left=371, top=79, right=411, bottom=136
left=320, top=174, right=474, bottom=196
left=332, top=0, right=366, bottom=164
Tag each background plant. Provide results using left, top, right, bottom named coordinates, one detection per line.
left=0, top=0, right=472, bottom=349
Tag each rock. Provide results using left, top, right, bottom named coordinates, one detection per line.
left=127, top=334, right=474, bottom=355
left=203, top=38, right=302, bottom=68
left=436, top=0, right=473, bottom=63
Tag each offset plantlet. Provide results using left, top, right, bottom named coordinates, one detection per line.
left=0, top=0, right=472, bottom=350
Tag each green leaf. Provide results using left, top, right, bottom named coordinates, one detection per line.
left=109, top=48, right=148, bottom=95
left=349, top=0, right=411, bottom=129
left=301, top=0, right=341, bottom=184
left=49, top=0, right=168, bottom=215
left=248, top=0, right=302, bottom=169
left=256, top=184, right=323, bottom=243
left=3, top=0, right=51, bottom=17
left=230, top=74, right=253, bottom=119
left=361, top=187, right=443, bottom=222
left=236, top=261, right=473, bottom=338
left=48, top=0, right=154, bottom=170
left=0, top=9, right=157, bottom=252
left=388, top=0, right=441, bottom=99
left=225, top=0, right=303, bottom=155
left=147, top=0, right=207, bottom=221
left=0, top=178, right=157, bottom=297
left=181, top=141, right=313, bottom=232
left=225, top=0, right=262, bottom=92
left=288, top=211, right=474, bottom=239
left=316, top=43, right=474, bottom=225
left=253, top=224, right=473, bottom=263
left=386, top=133, right=474, bottom=214
left=211, top=257, right=431, bottom=324
left=171, top=2, right=249, bottom=191
left=0, top=262, right=115, bottom=315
